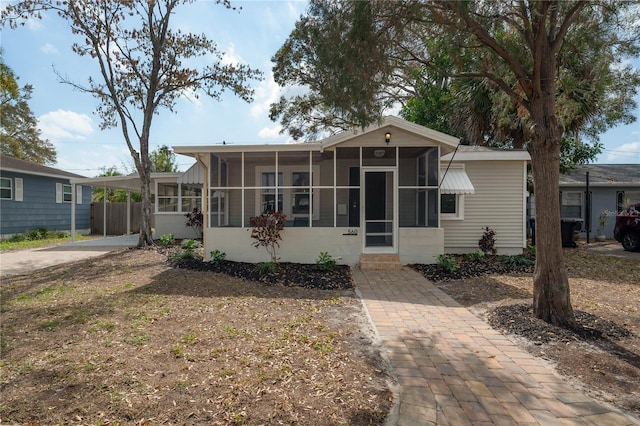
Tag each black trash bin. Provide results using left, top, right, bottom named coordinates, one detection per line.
left=561, top=218, right=583, bottom=248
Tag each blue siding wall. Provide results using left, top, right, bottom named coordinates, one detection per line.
left=0, top=171, right=91, bottom=236
left=561, top=185, right=639, bottom=238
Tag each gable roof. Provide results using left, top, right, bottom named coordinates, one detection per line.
left=441, top=145, right=530, bottom=161
left=0, top=154, right=86, bottom=179
left=320, top=116, right=459, bottom=153
left=559, top=164, right=640, bottom=187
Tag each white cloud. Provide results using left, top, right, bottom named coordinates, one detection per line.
left=258, top=124, right=283, bottom=139
left=250, top=73, right=282, bottom=119
left=606, top=141, right=640, bottom=163
left=221, top=43, right=244, bottom=66
left=41, top=43, right=59, bottom=55
left=38, top=110, right=94, bottom=141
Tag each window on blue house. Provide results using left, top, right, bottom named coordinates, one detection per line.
left=0, top=177, right=12, bottom=200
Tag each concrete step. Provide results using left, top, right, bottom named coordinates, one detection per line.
left=359, top=253, right=402, bottom=270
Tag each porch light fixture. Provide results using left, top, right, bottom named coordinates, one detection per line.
left=385, top=131, right=392, bottom=144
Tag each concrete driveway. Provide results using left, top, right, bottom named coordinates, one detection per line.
left=584, top=240, right=640, bottom=261
left=0, top=235, right=139, bottom=277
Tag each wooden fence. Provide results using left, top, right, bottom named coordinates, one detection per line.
left=91, top=202, right=154, bottom=235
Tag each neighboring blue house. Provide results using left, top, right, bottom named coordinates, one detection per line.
left=559, top=164, right=640, bottom=239
left=0, top=154, right=92, bottom=238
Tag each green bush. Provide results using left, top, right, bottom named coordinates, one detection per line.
left=315, top=252, right=336, bottom=271
left=499, top=255, right=534, bottom=267
left=209, top=249, right=227, bottom=264
left=437, top=254, right=458, bottom=273
left=172, top=239, right=201, bottom=260
left=464, top=250, right=485, bottom=262
left=159, top=233, right=175, bottom=247
left=256, top=262, right=277, bottom=274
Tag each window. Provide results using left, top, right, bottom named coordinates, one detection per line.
left=440, top=193, right=464, bottom=220
left=0, top=177, right=11, bottom=200
left=261, top=172, right=283, bottom=213
left=291, top=172, right=310, bottom=215
left=255, top=166, right=320, bottom=220
left=441, top=194, right=456, bottom=214
left=62, top=184, right=72, bottom=202
left=157, top=183, right=179, bottom=212
left=560, top=191, right=582, bottom=218
left=181, top=184, right=202, bottom=212
left=618, top=190, right=640, bottom=213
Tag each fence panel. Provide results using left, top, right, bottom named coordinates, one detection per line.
left=91, top=202, right=153, bottom=235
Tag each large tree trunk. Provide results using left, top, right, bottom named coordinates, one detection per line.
left=528, top=72, right=575, bottom=326
left=138, top=170, right=154, bottom=247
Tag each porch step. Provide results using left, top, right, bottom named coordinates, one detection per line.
left=359, top=253, right=402, bottom=271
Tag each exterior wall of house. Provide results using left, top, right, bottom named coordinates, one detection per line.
left=442, top=160, right=527, bottom=255
left=154, top=213, right=197, bottom=239
left=204, top=227, right=363, bottom=265
left=0, top=171, right=91, bottom=237
left=559, top=185, right=640, bottom=238
left=398, top=228, right=444, bottom=264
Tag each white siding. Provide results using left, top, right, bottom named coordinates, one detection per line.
left=442, top=160, right=526, bottom=255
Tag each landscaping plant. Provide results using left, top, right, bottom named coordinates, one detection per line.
left=249, top=212, right=286, bottom=264
left=437, top=254, right=458, bottom=273
left=185, top=207, right=203, bottom=238
left=479, top=227, right=497, bottom=255
left=315, top=251, right=337, bottom=271
left=209, top=249, right=226, bottom=265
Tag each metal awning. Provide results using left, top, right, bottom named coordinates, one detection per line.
left=440, top=168, right=475, bottom=194
left=178, top=162, right=204, bottom=185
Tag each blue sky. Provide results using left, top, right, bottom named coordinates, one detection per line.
left=1, top=0, right=639, bottom=176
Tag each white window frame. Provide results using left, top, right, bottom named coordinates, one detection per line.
left=255, top=165, right=320, bottom=220
left=62, top=184, right=72, bottom=203
left=155, top=181, right=203, bottom=214
left=0, top=177, right=12, bottom=200
left=440, top=193, right=465, bottom=220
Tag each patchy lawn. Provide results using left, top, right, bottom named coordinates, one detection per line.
left=0, top=248, right=391, bottom=425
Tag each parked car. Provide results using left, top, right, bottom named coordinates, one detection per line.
left=613, top=203, right=640, bottom=252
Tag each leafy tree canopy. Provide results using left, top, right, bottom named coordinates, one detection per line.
left=2, top=0, right=262, bottom=247
left=92, top=166, right=142, bottom=203
left=0, top=50, right=56, bottom=165
left=150, top=145, right=180, bottom=173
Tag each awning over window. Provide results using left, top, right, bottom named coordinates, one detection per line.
left=440, top=168, right=475, bottom=194
left=178, top=162, right=204, bottom=185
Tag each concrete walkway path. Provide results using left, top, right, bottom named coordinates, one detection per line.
left=0, top=234, right=138, bottom=277
left=354, top=267, right=640, bottom=426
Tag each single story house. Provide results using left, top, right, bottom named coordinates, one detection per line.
left=171, top=116, right=530, bottom=267
left=0, top=154, right=92, bottom=238
left=559, top=164, right=640, bottom=238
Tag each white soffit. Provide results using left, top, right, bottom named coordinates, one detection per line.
left=440, top=168, right=475, bottom=194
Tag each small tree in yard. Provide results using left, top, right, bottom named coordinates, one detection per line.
left=185, top=207, right=203, bottom=239
left=1, top=0, right=261, bottom=248
left=249, top=212, right=286, bottom=264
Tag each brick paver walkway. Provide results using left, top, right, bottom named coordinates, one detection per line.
left=353, top=267, right=640, bottom=426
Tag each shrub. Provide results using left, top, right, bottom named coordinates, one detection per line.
left=185, top=207, right=203, bottom=238
left=159, top=233, right=175, bottom=247
left=249, top=212, right=286, bottom=264
left=173, top=239, right=201, bottom=260
left=315, top=252, right=336, bottom=271
left=26, top=228, right=49, bottom=241
left=499, top=254, right=534, bottom=267
left=464, top=250, right=485, bottom=262
left=209, top=249, right=226, bottom=264
left=479, top=227, right=497, bottom=255
left=256, top=261, right=277, bottom=274
left=437, top=254, right=458, bottom=273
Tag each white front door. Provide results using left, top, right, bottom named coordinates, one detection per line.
left=363, top=169, right=396, bottom=252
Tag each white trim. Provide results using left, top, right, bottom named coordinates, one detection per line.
left=76, top=185, right=82, bottom=204
left=362, top=167, right=397, bottom=253
left=1, top=177, right=14, bottom=200
left=440, top=193, right=464, bottom=220
left=14, top=178, right=23, bottom=201
left=441, top=150, right=530, bottom=161
left=56, top=182, right=63, bottom=203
